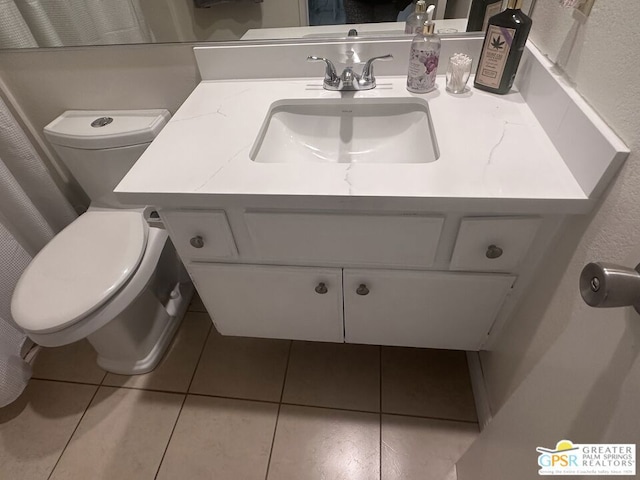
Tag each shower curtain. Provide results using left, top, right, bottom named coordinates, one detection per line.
left=0, top=0, right=153, bottom=48
left=0, top=95, right=76, bottom=406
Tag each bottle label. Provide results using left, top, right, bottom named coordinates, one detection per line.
left=482, top=3, right=503, bottom=31
left=407, top=46, right=439, bottom=93
left=475, top=25, right=515, bottom=89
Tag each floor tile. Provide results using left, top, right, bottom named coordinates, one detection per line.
left=382, top=415, right=478, bottom=480
left=190, top=328, right=290, bottom=402
left=103, top=312, right=211, bottom=392
left=50, top=386, right=183, bottom=480
left=189, top=293, right=208, bottom=313
left=157, top=395, right=278, bottom=480
left=30, top=340, right=106, bottom=384
left=268, top=405, right=379, bottom=480
left=0, top=380, right=97, bottom=480
left=282, top=341, right=380, bottom=412
left=382, top=347, right=477, bottom=422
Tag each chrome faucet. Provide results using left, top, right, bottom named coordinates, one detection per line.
left=307, top=54, right=393, bottom=91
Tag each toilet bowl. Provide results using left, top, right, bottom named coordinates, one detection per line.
left=11, top=110, right=193, bottom=375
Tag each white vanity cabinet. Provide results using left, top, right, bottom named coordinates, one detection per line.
left=161, top=209, right=544, bottom=350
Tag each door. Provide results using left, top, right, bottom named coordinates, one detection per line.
left=456, top=255, right=640, bottom=477
left=189, top=263, right=344, bottom=342
left=343, top=269, right=515, bottom=350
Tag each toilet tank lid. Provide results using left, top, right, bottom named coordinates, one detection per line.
left=44, top=109, right=171, bottom=150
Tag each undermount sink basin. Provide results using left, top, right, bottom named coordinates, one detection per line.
left=251, top=98, right=439, bottom=164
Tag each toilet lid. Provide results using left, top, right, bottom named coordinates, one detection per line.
left=12, top=211, right=148, bottom=334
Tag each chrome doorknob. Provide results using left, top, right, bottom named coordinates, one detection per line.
left=579, top=262, right=640, bottom=313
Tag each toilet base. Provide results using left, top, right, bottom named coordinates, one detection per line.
left=88, top=281, right=194, bottom=375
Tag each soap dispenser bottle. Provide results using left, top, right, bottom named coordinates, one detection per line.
left=474, top=0, right=532, bottom=94
left=407, top=5, right=441, bottom=94
left=404, top=0, right=428, bottom=34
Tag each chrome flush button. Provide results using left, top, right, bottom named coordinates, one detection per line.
left=91, top=116, right=114, bottom=127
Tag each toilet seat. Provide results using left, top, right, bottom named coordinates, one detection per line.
left=12, top=210, right=148, bottom=334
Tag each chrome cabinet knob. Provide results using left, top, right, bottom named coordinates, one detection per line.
left=486, top=244, right=503, bottom=259
left=315, top=282, right=328, bottom=295
left=356, top=284, right=370, bottom=296
left=580, top=262, right=640, bottom=313
left=190, top=235, right=204, bottom=249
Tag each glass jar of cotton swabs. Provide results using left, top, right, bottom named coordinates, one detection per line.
left=446, top=53, right=473, bottom=94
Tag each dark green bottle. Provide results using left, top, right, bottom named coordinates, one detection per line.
left=466, top=0, right=504, bottom=32
left=473, top=0, right=532, bottom=95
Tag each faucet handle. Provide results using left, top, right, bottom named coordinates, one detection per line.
left=361, top=54, right=394, bottom=83
left=307, top=56, right=339, bottom=87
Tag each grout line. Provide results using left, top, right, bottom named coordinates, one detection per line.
left=279, top=341, right=293, bottom=404
left=264, top=340, right=293, bottom=480
left=154, top=394, right=188, bottom=480
left=47, top=384, right=101, bottom=480
left=153, top=323, right=213, bottom=480
left=32, top=378, right=477, bottom=424
left=30, top=377, right=104, bottom=387
left=274, top=400, right=377, bottom=415
left=187, top=391, right=281, bottom=405
left=29, top=377, right=479, bottom=424
left=379, top=345, right=383, bottom=480
left=380, top=411, right=479, bottom=425
left=263, top=405, right=281, bottom=480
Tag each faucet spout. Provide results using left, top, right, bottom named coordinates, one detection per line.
left=340, top=67, right=357, bottom=88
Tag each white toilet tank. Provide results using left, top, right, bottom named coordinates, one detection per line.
left=44, top=110, right=171, bottom=207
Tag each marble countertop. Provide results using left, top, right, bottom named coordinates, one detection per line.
left=115, top=74, right=587, bottom=210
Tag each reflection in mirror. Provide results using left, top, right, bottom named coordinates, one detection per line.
left=0, top=0, right=534, bottom=49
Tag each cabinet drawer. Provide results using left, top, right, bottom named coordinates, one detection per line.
left=450, top=217, right=541, bottom=272
left=344, top=269, right=515, bottom=350
left=161, top=210, right=237, bottom=262
left=188, top=263, right=344, bottom=342
left=245, top=212, right=443, bottom=267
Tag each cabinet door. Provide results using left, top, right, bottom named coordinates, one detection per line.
left=188, top=263, right=344, bottom=342
left=344, top=269, right=515, bottom=350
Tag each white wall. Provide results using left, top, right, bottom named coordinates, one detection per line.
left=480, top=0, right=640, bottom=412
left=140, top=0, right=302, bottom=42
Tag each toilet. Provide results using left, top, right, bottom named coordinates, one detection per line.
left=11, top=110, right=193, bottom=375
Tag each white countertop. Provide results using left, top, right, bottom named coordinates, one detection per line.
left=241, top=20, right=468, bottom=41
left=116, top=74, right=587, bottom=210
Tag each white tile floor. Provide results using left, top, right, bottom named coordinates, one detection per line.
left=0, top=296, right=479, bottom=480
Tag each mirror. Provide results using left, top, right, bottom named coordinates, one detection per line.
left=0, top=0, right=535, bottom=49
